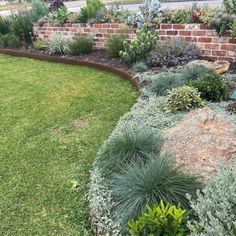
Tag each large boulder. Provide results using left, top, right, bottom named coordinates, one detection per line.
left=186, top=60, right=230, bottom=74
left=163, top=108, right=236, bottom=180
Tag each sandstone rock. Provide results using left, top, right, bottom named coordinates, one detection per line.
left=163, top=108, right=236, bottom=180
left=186, top=60, right=230, bottom=74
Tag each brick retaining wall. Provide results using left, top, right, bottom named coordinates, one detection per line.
left=33, top=23, right=236, bottom=62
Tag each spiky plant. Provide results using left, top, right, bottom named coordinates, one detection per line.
left=96, top=129, right=163, bottom=177
left=181, top=65, right=213, bottom=81
left=148, top=73, right=185, bottom=96
left=46, top=33, right=69, bottom=55
left=110, top=154, right=202, bottom=229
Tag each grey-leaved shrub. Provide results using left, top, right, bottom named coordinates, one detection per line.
left=187, top=161, right=236, bottom=236
left=166, top=86, right=203, bottom=113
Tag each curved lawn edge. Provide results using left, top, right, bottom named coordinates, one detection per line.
left=0, top=48, right=140, bottom=91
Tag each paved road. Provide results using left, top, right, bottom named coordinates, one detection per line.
left=65, top=0, right=223, bottom=11
left=0, top=0, right=223, bottom=16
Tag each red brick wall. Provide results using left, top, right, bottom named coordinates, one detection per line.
left=33, top=23, right=236, bottom=62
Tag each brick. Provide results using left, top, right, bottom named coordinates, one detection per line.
left=95, top=24, right=102, bottom=28
left=212, top=37, right=229, bottom=43
left=198, top=37, right=212, bottom=43
left=102, top=24, right=110, bottom=28
left=95, top=33, right=103, bottom=37
left=161, top=24, right=172, bottom=29
left=179, top=31, right=192, bottom=36
left=158, top=30, right=166, bottom=35
left=207, top=30, right=218, bottom=36
left=199, top=24, right=211, bottom=30
left=212, top=50, right=227, bottom=56
left=160, top=36, right=171, bottom=40
left=166, top=30, right=178, bottom=35
left=201, top=49, right=211, bottom=56
left=221, top=44, right=236, bottom=50
left=229, top=38, right=236, bottom=44
left=84, top=28, right=91, bottom=32
left=110, top=24, right=119, bottom=28
left=184, top=37, right=197, bottom=42
left=205, top=44, right=220, bottom=50
left=219, top=57, right=234, bottom=62
left=227, top=50, right=236, bottom=57
left=173, top=24, right=185, bottom=29
left=107, top=29, right=114, bottom=33
left=193, top=30, right=206, bottom=36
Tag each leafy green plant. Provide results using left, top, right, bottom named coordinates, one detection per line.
left=188, top=161, right=236, bottom=235
left=166, top=86, right=203, bottom=112
left=132, top=62, right=148, bottom=73
left=181, top=65, right=213, bottom=81
left=190, top=74, right=227, bottom=102
left=230, top=19, right=236, bottom=37
left=162, top=9, right=192, bottom=24
left=223, top=0, right=236, bottom=14
left=148, top=73, right=185, bottom=96
left=0, top=16, right=10, bottom=35
left=120, top=24, right=157, bottom=63
left=30, top=0, right=49, bottom=22
left=69, top=36, right=93, bottom=55
left=199, top=6, right=220, bottom=26
left=110, top=154, right=201, bottom=228
left=51, top=7, right=68, bottom=24
left=11, top=11, right=33, bottom=44
left=96, top=128, right=163, bottom=177
left=46, top=33, right=69, bottom=55
left=211, top=12, right=235, bottom=36
left=0, top=33, right=20, bottom=48
left=106, top=35, right=125, bottom=58
left=128, top=201, right=188, bottom=236
left=33, top=39, right=47, bottom=50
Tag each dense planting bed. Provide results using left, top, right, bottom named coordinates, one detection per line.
left=0, top=54, right=137, bottom=234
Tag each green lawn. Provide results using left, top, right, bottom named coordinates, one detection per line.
left=0, top=54, right=137, bottom=235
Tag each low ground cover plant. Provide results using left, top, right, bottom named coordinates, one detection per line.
left=147, top=38, right=199, bottom=67
left=128, top=201, right=188, bottom=236
left=69, top=36, right=93, bottom=55
left=181, top=65, right=213, bottom=81
left=132, top=62, right=148, bottom=73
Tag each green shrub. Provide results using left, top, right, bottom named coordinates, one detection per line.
left=181, top=65, right=213, bottom=81
left=230, top=19, right=236, bottom=37
left=33, top=39, right=47, bottom=50
left=69, top=37, right=93, bottom=55
left=120, top=24, right=157, bottom=63
left=86, top=0, right=104, bottom=19
left=11, top=11, right=34, bottom=44
left=0, top=34, right=20, bottom=48
left=132, top=62, right=148, bottom=73
left=0, top=16, right=10, bottom=35
left=51, top=7, right=69, bottom=24
left=110, top=154, right=201, bottom=228
left=223, top=0, right=236, bottom=14
left=188, top=161, right=236, bottom=235
left=166, top=86, right=203, bottom=113
left=78, top=7, right=89, bottom=23
left=96, top=129, right=163, bottom=177
left=30, top=0, right=49, bottom=22
left=162, top=9, right=192, bottom=24
left=46, top=33, right=69, bottom=55
left=148, top=73, right=185, bottom=96
left=128, top=201, right=188, bottom=236
left=190, top=74, right=227, bottom=102
left=106, top=35, right=125, bottom=58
